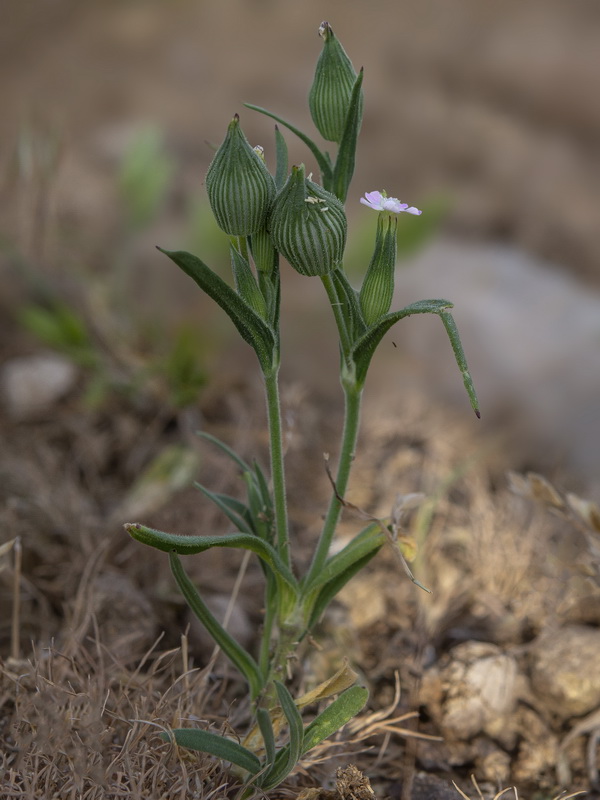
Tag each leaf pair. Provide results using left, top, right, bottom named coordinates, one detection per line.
left=160, top=682, right=369, bottom=793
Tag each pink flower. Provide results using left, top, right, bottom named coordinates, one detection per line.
left=360, top=190, right=422, bottom=216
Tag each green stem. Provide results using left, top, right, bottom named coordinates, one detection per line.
left=304, top=382, right=362, bottom=587
left=263, top=368, right=290, bottom=568
left=320, top=273, right=351, bottom=361
left=259, top=575, right=277, bottom=678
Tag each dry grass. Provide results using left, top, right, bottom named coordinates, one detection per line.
left=1, top=374, right=599, bottom=797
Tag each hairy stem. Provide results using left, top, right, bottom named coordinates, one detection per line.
left=263, top=368, right=290, bottom=569
left=304, top=382, right=362, bottom=587
left=320, top=272, right=352, bottom=361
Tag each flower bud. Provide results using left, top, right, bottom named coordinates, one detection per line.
left=269, top=165, right=347, bottom=277
left=359, top=213, right=397, bottom=325
left=206, top=115, right=276, bottom=236
left=309, top=21, right=362, bottom=144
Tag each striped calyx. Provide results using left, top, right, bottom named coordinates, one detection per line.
left=269, top=165, right=347, bottom=277
left=309, top=21, right=362, bottom=144
left=206, top=115, right=275, bottom=236
left=359, top=213, right=398, bottom=325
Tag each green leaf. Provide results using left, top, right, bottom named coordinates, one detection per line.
left=439, top=310, right=480, bottom=417
left=124, top=523, right=298, bottom=596
left=244, top=104, right=333, bottom=189
left=230, top=245, right=268, bottom=320
left=257, top=264, right=281, bottom=331
left=351, top=299, right=454, bottom=388
left=160, top=728, right=261, bottom=776
left=332, top=69, right=364, bottom=203
left=169, top=552, right=264, bottom=699
left=258, top=682, right=304, bottom=790
left=256, top=708, right=276, bottom=768
left=158, top=248, right=276, bottom=374
left=194, top=481, right=254, bottom=534
left=306, top=548, right=382, bottom=630
left=304, top=523, right=385, bottom=595
left=274, top=125, right=288, bottom=190
left=243, top=471, right=272, bottom=542
left=301, top=686, right=368, bottom=753
left=330, top=267, right=366, bottom=345
left=252, top=460, right=273, bottom=510
left=196, top=431, right=251, bottom=474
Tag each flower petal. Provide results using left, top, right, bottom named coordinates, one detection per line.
left=360, top=190, right=422, bottom=216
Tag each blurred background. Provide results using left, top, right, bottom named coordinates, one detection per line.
left=1, top=0, right=599, bottom=491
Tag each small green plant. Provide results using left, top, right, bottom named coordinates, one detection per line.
left=125, top=21, right=478, bottom=797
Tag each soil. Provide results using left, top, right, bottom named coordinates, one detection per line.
left=2, top=2, right=600, bottom=798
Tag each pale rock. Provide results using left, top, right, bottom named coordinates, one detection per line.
left=529, top=624, right=600, bottom=717
left=1, top=353, right=78, bottom=419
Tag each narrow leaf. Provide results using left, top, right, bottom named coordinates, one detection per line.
left=274, top=125, right=288, bottom=190
left=194, top=481, right=254, bottom=534
left=124, top=524, right=298, bottom=595
left=259, top=682, right=304, bottom=789
left=307, top=549, right=382, bottom=630
left=244, top=104, right=333, bottom=188
left=439, top=310, right=480, bottom=417
left=230, top=245, right=268, bottom=320
left=169, top=552, right=264, bottom=699
left=304, top=523, right=385, bottom=594
left=242, top=471, right=271, bottom=542
left=160, top=728, right=260, bottom=775
left=332, top=69, right=364, bottom=203
left=158, top=248, right=276, bottom=373
left=330, top=267, right=367, bottom=344
left=256, top=708, right=276, bottom=767
left=301, top=686, right=368, bottom=754
left=196, top=431, right=251, bottom=474
left=351, top=299, right=454, bottom=388
left=253, top=460, right=273, bottom=510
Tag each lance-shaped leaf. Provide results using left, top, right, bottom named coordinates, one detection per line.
left=243, top=472, right=273, bottom=542
left=194, top=481, right=254, bottom=535
left=230, top=245, right=268, bottom=320
left=303, top=523, right=385, bottom=596
left=196, top=431, right=252, bottom=473
left=306, top=548, right=383, bottom=631
left=158, top=248, right=276, bottom=374
left=258, top=682, right=305, bottom=790
left=439, top=310, right=480, bottom=417
left=332, top=69, right=364, bottom=203
left=257, top=266, right=281, bottom=331
left=160, top=728, right=261, bottom=776
left=169, top=552, right=264, bottom=698
left=244, top=103, right=333, bottom=190
left=256, top=708, right=276, bottom=768
left=124, top=523, right=298, bottom=598
left=301, top=685, right=368, bottom=753
left=330, top=267, right=367, bottom=346
left=351, top=299, right=455, bottom=388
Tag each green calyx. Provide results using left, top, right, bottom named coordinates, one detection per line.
left=206, top=115, right=276, bottom=236
left=268, top=164, right=347, bottom=277
left=309, top=21, right=363, bottom=144
left=359, top=213, right=397, bottom=326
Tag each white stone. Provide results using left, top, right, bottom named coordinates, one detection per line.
left=1, top=353, right=78, bottom=419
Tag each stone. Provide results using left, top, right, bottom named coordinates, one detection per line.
left=529, top=624, right=600, bottom=717
left=1, top=353, right=78, bottom=419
